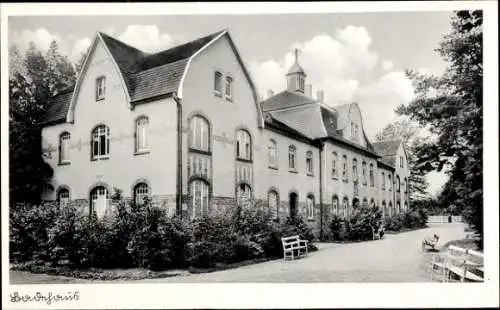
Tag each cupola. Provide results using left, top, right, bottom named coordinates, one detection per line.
left=286, top=48, right=307, bottom=93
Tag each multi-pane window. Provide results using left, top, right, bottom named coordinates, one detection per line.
left=91, top=125, right=110, bottom=160
left=268, top=190, right=279, bottom=220
left=332, top=196, right=339, bottom=215
left=190, top=115, right=210, bottom=152
left=214, top=71, right=222, bottom=95
left=57, top=188, right=70, bottom=208
left=332, top=152, right=338, bottom=178
left=59, top=132, right=71, bottom=163
left=362, top=161, right=367, bottom=184
left=381, top=172, right=386, bottom=190
left=306, top=151, right=313, bottom=175
left=135, top=117, right=149, bottom=152
left=400, top=156, right=404, bottom=168
left=342, top=197, right=349, bottom=218
left=342, top=155, right=348, bottom=181
left=90, top=186, right=108, bottom=218
left=190, top=179, right=209, bottom=218
left=236, top=129, right=252, bottom=160
left=225, top=76, right=233, bottom=100
left=369, top=163, right=374, bottom=187
left=96, top=76, right=106, bottom=100
left=236, top=183, right=252, bottom=207
left=134, top=183, right=149, bottom=205
left=268, top=139, right=277, bottom=168
left=288, top=145, right=296, bottom=170
left=307, top=195, right=314, bottom=220
left=352, top=158, right=358, bottom=181
left=388, top=174, right=392, bottom=191
left=396, top=175, right=401, bottom=192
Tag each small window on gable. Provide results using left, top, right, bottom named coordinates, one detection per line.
left=214, top=71, right=222, bottom=95
left=225, top=76, right=233, bottom=100
left=96, top=76, right=106, bottom=101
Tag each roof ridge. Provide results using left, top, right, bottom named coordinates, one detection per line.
left=98, top=31, right=147, bottom=55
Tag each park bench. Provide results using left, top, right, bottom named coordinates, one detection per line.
left=431, top=245, right=484, bottom=282
left=422, top=234, right=440, bottom=251
left=281, top=235, right=308, bottom=261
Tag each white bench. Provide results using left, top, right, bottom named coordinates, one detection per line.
left=281, top=235, right=308, bottom=261
left=431, top=245, right=484, bottom=282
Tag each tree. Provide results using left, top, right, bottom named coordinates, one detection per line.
left=9, top=45, right=26, bottom=79
left=396, top=10, right=483, bottom=248
left=74, top=50, right=88, bottom=77
left=45, top=40, right=76, bottom=95
left=375, top=119, right=430, bottom=200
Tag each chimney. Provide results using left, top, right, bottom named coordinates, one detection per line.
left=267, top=90, right=274, bottom=98
left=305, top=84, right=312, bottom=98
left=316, top=90, right=324, bottom=102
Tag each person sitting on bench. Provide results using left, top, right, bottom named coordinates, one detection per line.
left=422, top=234, right=440, bottom=251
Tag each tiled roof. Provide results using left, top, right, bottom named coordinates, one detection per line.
left=41, top=30, right=224, bottom=125
left=261, top=90, right=316, bottom=112
left=372, top=140, right=402, bottom=156
left=269, top=104, right=327, bottom=140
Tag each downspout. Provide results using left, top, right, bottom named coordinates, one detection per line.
left=319, top=142, right=324, bottom=240
left=173, top=92, right=183, bottom=218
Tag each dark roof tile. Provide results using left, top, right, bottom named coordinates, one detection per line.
left=372, top=140, right=402, bottom=156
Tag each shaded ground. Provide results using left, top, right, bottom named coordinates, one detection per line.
left=10, top=222, right=467, bottom=284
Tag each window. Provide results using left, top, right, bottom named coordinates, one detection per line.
left=268, top=190, right=279, bottom=220
left=370, top=198, right=375, bottom=208
left=369, top=163, right=374, bottom=187
left=96, top=76, right=106, bottom=100
left=134, top=183, right=149, bottom=205
left=214, top=71, right=222, bottom=95
left=382, top=201, right=387, bottom=216
left=342, top=197, right=349, bottom=218
left=396, top=175, right=401, bottom=192
left=332, top=152, right=338, bottom=178
left=342, top=155, right=348, bottom=181
left=352, top=158, right=358, bottom=181
left=388, top=201, right=393, bottom=216
left=362, top=198, right=368, bottom=208
left=306, top=151, right=313, bottom=175
left=225, top=76, right=233, bottom=100
left=388, top=174, right=392, bottom=191
left=135, top=117, right=149, bottom=152
left=236, top=183, right=252, bottom=206
left=400, top=156, right=404, bottom=168
left=190, top=115, right=210, bottom=152
left=90, top=186, right=109, bottom=218
left=362, top=161, right=367, bottom=185
left=268, top=140, right=277, bottom=168
left=91, top=125, right=110, bottom=160
left=404, top=177, right=408, bottom=193
left=397, top=201, right=401, bottom=213
left=236, top=129, right=252, bottom=160
left=57, top=188, right=70, bottom=208
left=332, top=196, right=339, bottom=215
left=381, top=172, right=386, bottom=190
left=190, top=179, right=209, bottom=218
left=288, top=145, right=297, bottom=170
left=59, top=132, right=71, bottom=163
left=307, top=195, right=314, bottom=220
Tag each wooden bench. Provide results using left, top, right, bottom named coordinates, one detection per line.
left=281, top=235, right=308, bottom=261
left=431, top=245, right=484, bottom=282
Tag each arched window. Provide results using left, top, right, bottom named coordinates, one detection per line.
left=342, top=155, right=348, bottom=181
left=236, top=129, right=252, bottom=160
left=135, top=116, right=149, bottom=152
left=370, top=198, right=375, bottom=208
left=306, top=151, right=313, bottom=174
left=307, top=195, right=314, bottom=220
left=190, top=115, right=210, bottom=152
left=388, top=201, right=393, bottom=217
left=268, top=190, right=279, bottom=220
left=57, top=188, right=70, bottom=208
left=388, top=174, right=392, bottom=191
left=90, top=186, right=109, bottom=217
left=396, top=175, right=401, bottom=192
left=352, top=158, right=358, bottom=181
left=236, top=183, right=252, bottom=206
left=362, top=198, right=368, bottom=208
left=134, top=182, right=149, bottom=205
left=268, top=139, right=277, bottom=168
left=190, top=179, right=210, bottom=218
left=362, top=161, right=367, bottom=184
left=331, top=152, right=338, bottom=178
left=91, top=125, right=110, bottom=160
left=381, top=172, right=386, bottom=190
left=288, top=145, right=297, bottom=170
left=342, top=197, right=349, bottom=218
left=382, top=200, right=387, bottom=216
left=369, top=163, right=374, bottom=187
left=332, top=195, right=339, bottom=215
left=397, top=201, right=401, bottom=213
left=59, top=132, right=71, bottom=163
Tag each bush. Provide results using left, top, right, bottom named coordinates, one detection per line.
left=384, top=208, right=428, bottom=232
left=329, top=206, right=382, bottom=241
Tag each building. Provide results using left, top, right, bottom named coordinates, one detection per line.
left=40, top=29, right=410, bottom=237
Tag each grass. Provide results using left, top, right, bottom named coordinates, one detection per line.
left=441, top=238, right=481, bottom=252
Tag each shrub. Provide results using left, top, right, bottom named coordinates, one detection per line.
left=329, top=206, right=382, bottom=241
left=384, top=208, right=428, bottom=232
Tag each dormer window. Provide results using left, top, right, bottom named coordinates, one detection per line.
left=96, top=76, right=106, bottom=101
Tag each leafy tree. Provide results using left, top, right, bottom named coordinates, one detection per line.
left=396, top=11, right=483, bottom=248
left=375, top=119, right=429, bottom=200
left=74, top=50, right=88, bottom=77
left=45, top=40, right=76, bottom=95
left=8, top=45, right=26, bottom=79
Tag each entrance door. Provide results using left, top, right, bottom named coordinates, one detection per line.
left=289, top=192, right=298, bottom=218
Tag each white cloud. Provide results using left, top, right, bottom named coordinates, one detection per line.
left=117, top=25, right=173, bottom=53
left=10, top=28, right=62, bottom=54
left=382, top=60, right=394, bottom=71
left=69, top=37, right=92, bottom=63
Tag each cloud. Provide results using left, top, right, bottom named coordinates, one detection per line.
left=10, top=28, right=62, bottom=54
left=117, top=25, right=174, bottom=53
left=382, top=60, right=394, bottom=71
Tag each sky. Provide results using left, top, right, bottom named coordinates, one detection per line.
left=8, top=12, right=453, bottom=195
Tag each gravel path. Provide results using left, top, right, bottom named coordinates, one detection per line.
left=10, top=222, right=467, bottom=284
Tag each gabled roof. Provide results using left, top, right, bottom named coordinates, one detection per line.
left=373, top=139, right=402, bottom=168
left=261, top=90, right=316, bottom=112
